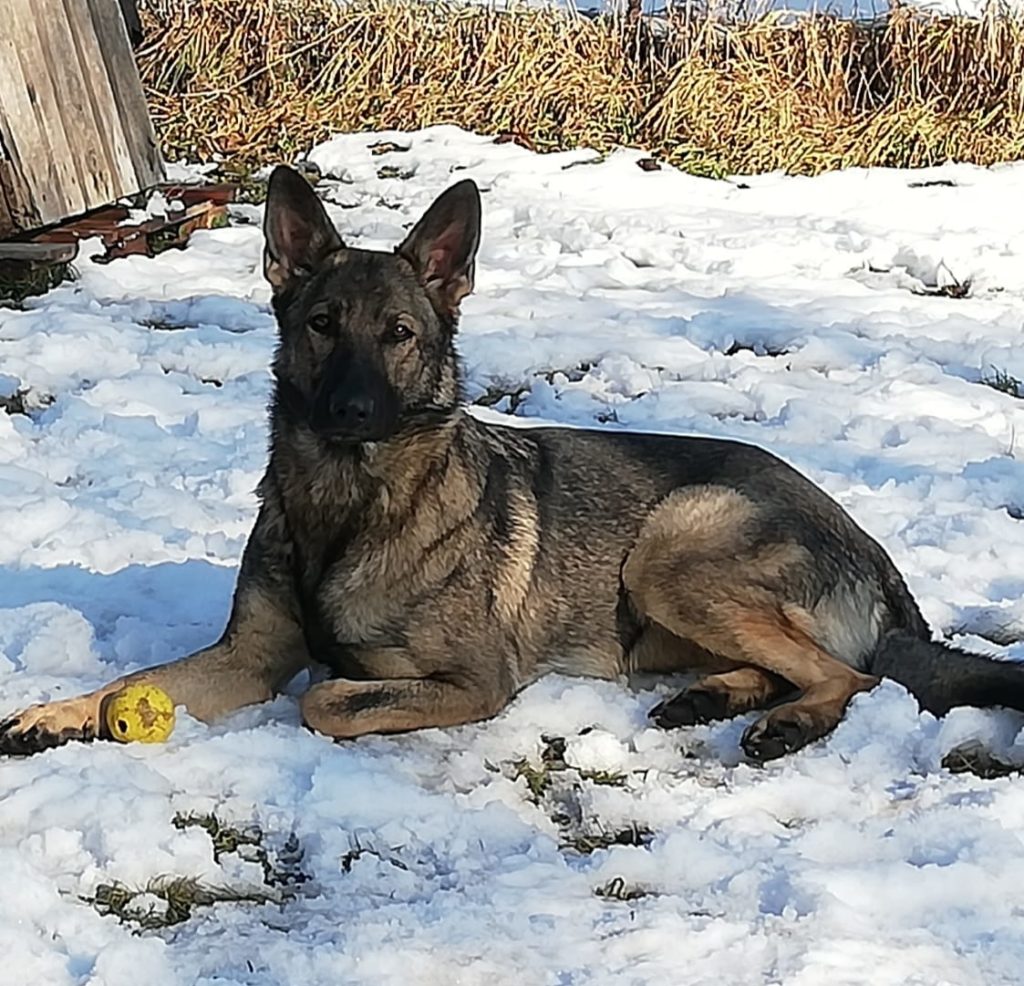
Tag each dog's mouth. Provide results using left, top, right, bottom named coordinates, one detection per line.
left=314, top=425, right=393, bottom=445
left=274, top=375, right=455, bottom=444
left=313, top=407, right=453, bottom=445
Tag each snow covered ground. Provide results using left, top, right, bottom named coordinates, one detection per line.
left=2, top=126, right=1024, bottom=984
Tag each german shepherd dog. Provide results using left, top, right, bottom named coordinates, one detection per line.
left=3, top=167, right=1023, bottom=761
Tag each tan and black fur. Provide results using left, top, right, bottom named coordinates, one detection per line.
left=3, top=167, right=1023, bottom=762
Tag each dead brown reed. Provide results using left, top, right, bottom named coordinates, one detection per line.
left=136, top=0, right=1024, bottom=175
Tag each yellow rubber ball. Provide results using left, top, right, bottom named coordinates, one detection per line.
left=105, top=684, right=176, bottom=744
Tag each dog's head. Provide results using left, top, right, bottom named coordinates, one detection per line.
left=263, top=165, right=480, bottom=444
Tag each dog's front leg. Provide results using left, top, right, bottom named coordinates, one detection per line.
left=0, top=506, right=308, bottom=756
left=299, top=674, right=510, bottom=740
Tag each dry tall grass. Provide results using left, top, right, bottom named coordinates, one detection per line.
left=136, top=0, right=1024, bottom=175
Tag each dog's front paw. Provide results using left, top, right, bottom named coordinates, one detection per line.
left=0, top=698, right=100, bottom=756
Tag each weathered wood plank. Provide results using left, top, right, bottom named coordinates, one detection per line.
left=36, top=0, right=121, bottom=208
left=61, top=0, right=139, bottom=199
left=0, top=133, right=38, bottom=237
left=0, top=14, right=66, bottom=227
left=3, top=0, right=89, bottom=218
left=0, top=186, right=13, bottom=240
left=86, top=0, right=163, bottom=190
left=0, top=241, right=78, bottom=262
left=0, top=174, right=36, bottom=237
left=0, top=0, right=164, bottom=235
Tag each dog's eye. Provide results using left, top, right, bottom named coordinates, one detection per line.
left=308, top=312, right=331, bottom=334
left=391, top=320, right=415, bottom=343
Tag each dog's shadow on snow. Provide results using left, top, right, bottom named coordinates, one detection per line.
left=0, top=560, right=237, bottom=672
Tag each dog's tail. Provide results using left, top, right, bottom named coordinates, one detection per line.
left=868, top=631, right=1024, bottom=716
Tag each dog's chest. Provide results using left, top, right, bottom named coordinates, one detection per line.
left=292, top=503, right=439, bottom=651
left=316, top=552, right=405, bottom=645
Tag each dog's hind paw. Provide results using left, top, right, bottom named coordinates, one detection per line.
left=649, top=688, right=730, bottom=728
left=740, top=718, right=806, bottom=762
left=740, top=706, right=831, bottom=762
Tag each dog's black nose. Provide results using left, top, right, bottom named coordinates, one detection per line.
left=329, top=391, right=375, bottom=429
left=312, top=366, right=399, bottom=443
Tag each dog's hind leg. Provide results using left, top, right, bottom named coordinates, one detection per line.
left=623, top=485, right=880, bottom=761
left=627, top=623, right=794, bottom=725
left=637, top=599, right=877, bottom=761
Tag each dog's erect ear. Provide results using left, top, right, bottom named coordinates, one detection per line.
left=263, top=165, right=343, bottom=293
left=396, top=179, right=481, bottom=316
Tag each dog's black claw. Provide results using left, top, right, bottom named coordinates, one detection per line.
left=650, top=688, right=729, bottom=729
left=741, top=719, right=807, bottom=763
left=0, top=725, right=36, bottom=757
left=0, top=717, right=24, bottom=753
left=0, top=714, right=21, bottom=737
left=0, top=721, right=75, bottom=757
left=2, top=726, right=38, bottom=757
